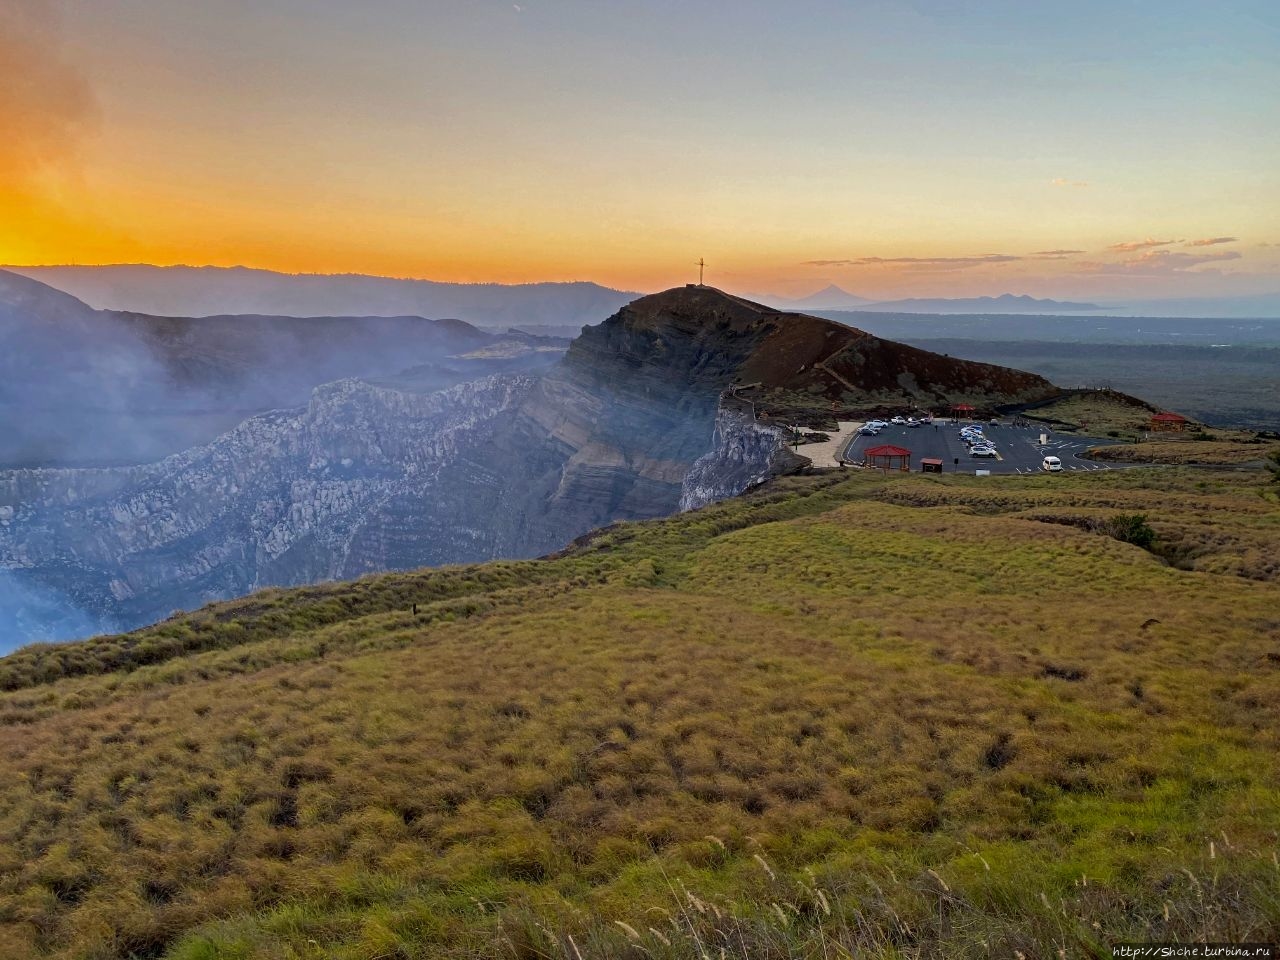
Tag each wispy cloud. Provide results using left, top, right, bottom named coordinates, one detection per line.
left=1108, top=237, right=1177, bottom=252
left=1185, top=236, right=1238, bottom=247
left=803, top=254, right=1020, bottom=270
left=1134, top=249, right=1242, bottom=270
left=1029, top=249, right=1085, bottom=259
left=1076, top=249, right=1243, bottom=275
left=1049, top=178, right=1088, bottom=188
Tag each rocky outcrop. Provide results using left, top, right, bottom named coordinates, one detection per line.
left=680, top=403, right=798, bottom=511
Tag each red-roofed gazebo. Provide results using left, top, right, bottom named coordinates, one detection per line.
left=1150, top=412, right=1189, bottom=432
left=865, top=443, right=912, bottom=471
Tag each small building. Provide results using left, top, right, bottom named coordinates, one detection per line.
left=866, top=443, right=912, bottom=471
left=920, top=457, right=944, bottom=474
left=950, top=403, right=976, bottom=421
left=1150, top=412, right=1189, bottom=432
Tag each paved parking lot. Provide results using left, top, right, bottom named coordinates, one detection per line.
left=840, top=420, right=1128, bottom=475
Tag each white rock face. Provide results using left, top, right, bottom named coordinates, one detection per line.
left=1, top=364, right=799, bottom=638
left=0, top=376, right=536, bottom=632
left=679, top=404, right=796, bottom=512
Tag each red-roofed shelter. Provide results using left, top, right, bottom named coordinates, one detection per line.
left=1150, top=412, right=1189, bottom=432
left=866, top=444, right=912, bottom=471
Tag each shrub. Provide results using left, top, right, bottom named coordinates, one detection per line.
left=1103, top=513, right=1156, bottom=550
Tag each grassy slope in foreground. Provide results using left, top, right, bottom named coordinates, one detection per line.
left=1, top=469, right=1278, bottom=959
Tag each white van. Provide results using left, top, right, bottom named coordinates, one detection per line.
left=1042, top=455, right=1063, bottom=472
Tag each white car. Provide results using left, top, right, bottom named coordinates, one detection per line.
left=970, top=446, right=998, bottom=458
left=1042, top=455, right=1063, bottom=472
left=890, top=416, right=907, bottom=425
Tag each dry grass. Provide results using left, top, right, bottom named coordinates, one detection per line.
left=1021, top=391, right=1158, bottom=438
left=1089, top=440, right=1280, bottom=466
left=0, top=468, right=1277, bottom=958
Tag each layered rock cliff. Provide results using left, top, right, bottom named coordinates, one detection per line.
left=680, top=403, right=801, bottom=511
left=1, top=377, right=536, bottom=635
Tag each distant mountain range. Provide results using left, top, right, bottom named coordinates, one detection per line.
left=764, top=288, right=1103, bottom=314
left=768, top=287, right=1280, bottom=319
left=859, top=293, right=1104, bottom=314
left=3, top=264, right=639, bottom=329
left=0, top=269, right=566, bottom=469
left=10, top=266, right=1276, bottom=324
left=808, top=309, right=1280, bottom=346
left=1102, top=293, right=1280, bottom=319
left=770, top=284, right=876, bottom=310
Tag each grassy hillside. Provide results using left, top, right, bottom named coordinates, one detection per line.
left=903, top=340, right=1280, bottom=432
left=1017, top=390, right=1160, bottom=439
left=1088, top=440, right=1280, bottom=466
left=1, top=468, right=1278, bottom=958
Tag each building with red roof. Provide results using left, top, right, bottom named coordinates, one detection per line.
left=1150, top=412, right=1189, bottom=432
left=865, top=444, right=912, bottom=471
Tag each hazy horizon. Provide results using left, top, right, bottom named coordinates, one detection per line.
left=7, top=263, right=1280, bottom=321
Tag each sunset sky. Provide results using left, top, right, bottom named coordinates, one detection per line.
left=2, top=0, right=1278, bottom=300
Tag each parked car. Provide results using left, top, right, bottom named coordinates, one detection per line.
left=906, top=418, right=921, bottom=427
left=970, top=446, right=998, bottom=457
left=858, top=425, right=880, bottom=436
left=890, top=416, right=907, bottom=425
left=1042, top=455, right=1063, bottom=472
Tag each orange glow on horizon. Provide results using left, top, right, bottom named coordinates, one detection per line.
left=4, top=158, right=1270, bottom=303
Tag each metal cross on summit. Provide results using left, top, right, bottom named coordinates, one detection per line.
left=696, top=258, right=706, bottom=286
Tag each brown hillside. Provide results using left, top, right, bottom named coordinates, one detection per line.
left=566, top=286, right=1059, bottom=421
